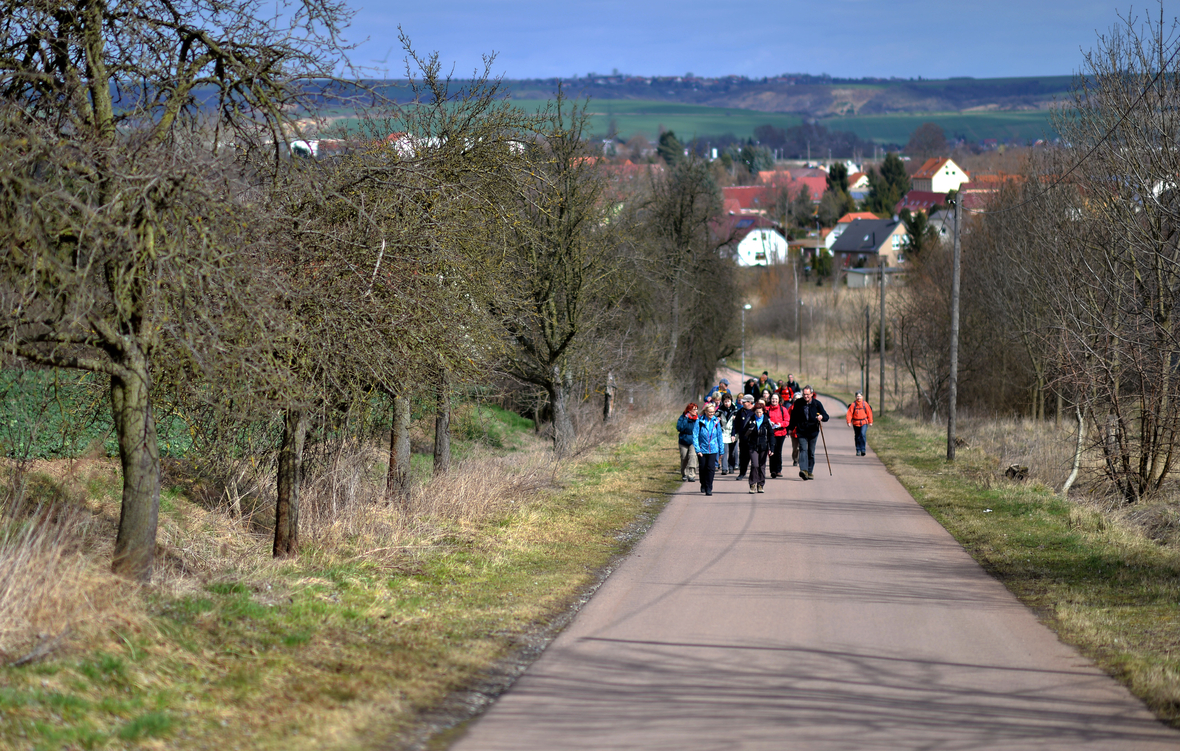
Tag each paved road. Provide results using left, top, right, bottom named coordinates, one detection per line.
left=450, top=400, right=1180, bottom=750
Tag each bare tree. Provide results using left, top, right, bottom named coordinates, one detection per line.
left=501, top=93, right=625, bottom=456
left=645, top=155, right=737, bottom=396
left=1038, top=9, right=1180, bottom=502
left=260, top=47, right=532, bottom=553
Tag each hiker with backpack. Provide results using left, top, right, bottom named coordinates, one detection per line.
left=742, top=400, right=775, bottom=494
left=845, top=391, right=874, bottom=456
left=693, top=402, right=724, bottom=496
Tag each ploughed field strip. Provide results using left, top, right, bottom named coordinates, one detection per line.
left=450, top=407, right=1180, bottom=750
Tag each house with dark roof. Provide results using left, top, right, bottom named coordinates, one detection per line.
left=711, top=213, right=786, bottom=266
left=825, top=212, right=881, bottom=249
left=829, top=218, right=906, bottom=268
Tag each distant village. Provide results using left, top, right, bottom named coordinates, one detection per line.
left=593, top=150, right=1011, bottom=283
left=289, top=129, right=1009, bottom=287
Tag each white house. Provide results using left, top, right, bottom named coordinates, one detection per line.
left=910, top=157, right=971, bottom=193
left=735, top=228, right=789, bottom=267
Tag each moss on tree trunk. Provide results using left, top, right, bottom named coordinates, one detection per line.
left=109, top=359, right=160, bottom=581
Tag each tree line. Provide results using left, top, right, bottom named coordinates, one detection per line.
left=0, top=0, right=739, bottom=580
left=891, top=13, right=1180, bottom=505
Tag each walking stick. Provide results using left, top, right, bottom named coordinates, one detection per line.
left=818, top=421, right=833, bottom=476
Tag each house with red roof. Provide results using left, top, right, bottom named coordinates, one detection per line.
left=789, top=176, right=827, bottom=202
left=601, top=160, right=665, bottom=183
left=758, top=170, right=792, bottom=187
left=721, top=185, right=775, bottom=214
left=895, top=190, right=948, bottom=215
left=910, top=157, right=971, bottom=193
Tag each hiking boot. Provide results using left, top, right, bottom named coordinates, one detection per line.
left=806, top=471, right=814, bottom=479
left=757, top=485, right=764, bottom=493
left=748, top=486, right=756, bottom=494
left=798, top=470, right=807, bottom=480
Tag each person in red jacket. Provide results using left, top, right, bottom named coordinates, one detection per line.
left=766, top=392, right=791, bottom=478
left=845, top=391, right=874, bottom=456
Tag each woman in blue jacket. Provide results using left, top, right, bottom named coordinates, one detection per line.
left=693, top=402, right=724, bottom=496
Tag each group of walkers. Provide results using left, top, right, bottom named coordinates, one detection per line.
left=676, top=371, right=874, bottom=496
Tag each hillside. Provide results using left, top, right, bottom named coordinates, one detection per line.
left=503, top=75, right=1075, bottom=118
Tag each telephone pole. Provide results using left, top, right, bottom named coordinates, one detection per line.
left=879, top=262, right=887, bottom=411
left=947, top=197, right=962, bottom=461
left=864, top=305, right=871, bottom=400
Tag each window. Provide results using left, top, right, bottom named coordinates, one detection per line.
left=891, top=234, right=900, bottom=249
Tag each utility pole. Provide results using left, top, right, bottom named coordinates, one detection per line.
left=795, top=261, right=802, bottom=373
left=864, top=305, right=871, bottom=399
left=879, top=261, right=887, bottom=411
left=741, top=303, right=752, bottom=377
left=798, top=301, right=804, bottom=376
left=947, top=196, right=962, bottom=461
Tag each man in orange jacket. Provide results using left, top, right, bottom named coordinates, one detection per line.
left=845, top=391, right=873, bottom=456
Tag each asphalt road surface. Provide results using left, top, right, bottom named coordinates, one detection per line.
left=450, top=399, right=1180, bottom=750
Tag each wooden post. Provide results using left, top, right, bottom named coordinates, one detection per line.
left=603, top=371, right=615, bottom=422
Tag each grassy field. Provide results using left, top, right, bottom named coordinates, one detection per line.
left=507, top=98, right=803, bottom=142
left=507, top=98, right=1056, bottom=145
left=0, top=403, right=683, bottom=750
left=870, top=413, right=1180, bottom=725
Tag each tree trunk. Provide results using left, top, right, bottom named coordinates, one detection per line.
left=387, top=393, right=412, bottom=509
left=434, top=373, right=451, bottom=476
left=273, top=408, right=308, bottom=559
left=550, top=364, right=574, bottom=457
left=110, top=360, right=161, bottom=581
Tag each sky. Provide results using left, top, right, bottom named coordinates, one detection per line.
left=341, top=1, right=1178, bottom=81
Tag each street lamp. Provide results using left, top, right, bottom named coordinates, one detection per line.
left=798, top=300, right=805, bottom=373
left=741, top=303, right=752, bottom=377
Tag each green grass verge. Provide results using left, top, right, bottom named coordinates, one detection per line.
left=871, top=412, right=1180, bottom=725
left=0, top=416, right=682, bottom=750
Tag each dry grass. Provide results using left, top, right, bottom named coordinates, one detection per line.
left=0, top=461, right=136, bottom=666
left=0, top=397, right=675, bottom=751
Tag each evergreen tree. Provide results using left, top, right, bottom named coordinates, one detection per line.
left=864, top=152, right=910, bottom=214
left=826, top=162, right=850, bottom=194
left=657, top=130, right=684, bottom=165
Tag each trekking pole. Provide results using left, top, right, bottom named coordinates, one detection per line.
left=818, top=421, right=833, bottom=476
